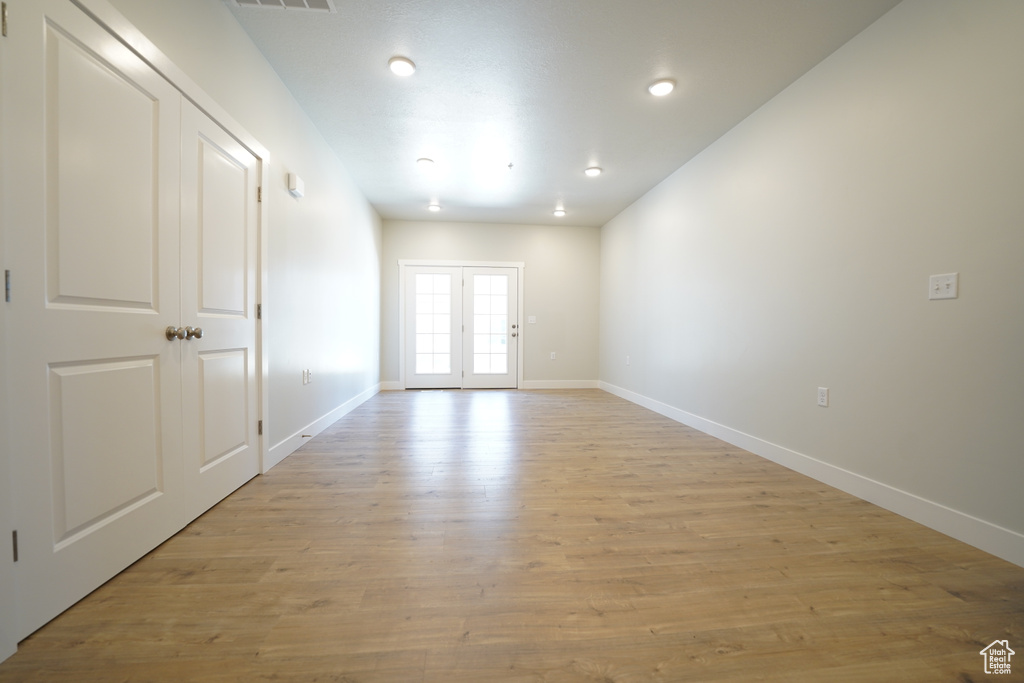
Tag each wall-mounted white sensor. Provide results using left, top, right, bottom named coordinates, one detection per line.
left=287, top=173, right=304, bottom=198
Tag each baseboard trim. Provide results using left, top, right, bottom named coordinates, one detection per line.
left=599, top=382, right=1024, bottom=568
left=520, top=380, right=600, bottom=390
left=380, top=381, right=404, bottom=391
left=264, top=383, right=381, bottom=472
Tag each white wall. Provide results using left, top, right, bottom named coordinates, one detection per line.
left=600, top=0, right=1024, bottom=565
left=106, top=0, right=383, bottom=464
left=382, top=220, right=600, bottom=387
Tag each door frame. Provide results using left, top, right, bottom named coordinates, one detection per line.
left=398, top=259, right=525, bottom=390
left=0, top=0, right=14, bottom=659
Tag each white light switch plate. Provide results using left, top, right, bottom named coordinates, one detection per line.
left=928, top=273, right=958, bottom=300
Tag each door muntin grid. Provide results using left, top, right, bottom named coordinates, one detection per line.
left=414, top=273, right=452, bottom=375
left=472, top=274, right=508, bottom=375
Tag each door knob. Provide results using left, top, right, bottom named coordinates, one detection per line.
left=185, top=326, right=204, bottom=340
left=165, top=326, right=186, bottom=340
left=512, top=332, right=518, bottom=338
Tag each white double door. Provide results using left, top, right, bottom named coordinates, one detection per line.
left=4, top=0, right=260, bottom=638
left=404, top=266, right=520, bottom=389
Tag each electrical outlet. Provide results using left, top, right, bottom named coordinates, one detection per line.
left=928, top=272, right=958, bottom=300
left=307, top=369, right=312, bottom=383
left=550, top=352, right=557, bottom=360
left=626, top=355, right=631, bottom=366
left=817, top=387, right=829, bottom=407
left=302, top=369, right=308, bottom=385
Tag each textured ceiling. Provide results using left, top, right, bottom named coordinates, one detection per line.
left=225, top=0, right=901, bottom=227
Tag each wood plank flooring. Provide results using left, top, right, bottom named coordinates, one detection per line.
left=1, top=389, right=1021, bottom=682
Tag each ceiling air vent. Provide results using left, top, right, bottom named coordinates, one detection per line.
left=230, top=0, right=337, bottom=13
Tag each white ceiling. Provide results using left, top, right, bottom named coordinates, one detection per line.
left=225, top=0, right=901, bottom=227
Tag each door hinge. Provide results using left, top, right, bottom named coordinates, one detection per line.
left=257, top=186, right=262, bottom=203
left=257, top=303, right=262, bottom=320
left=2, top=3, right=8, bottom=38
left=258, top=420, right=263, bottom=435
left=4, top=270, right=10, bottom=302
left=12, top=530, right=18, bottom=563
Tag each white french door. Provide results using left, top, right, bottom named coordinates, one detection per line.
left=403, top=265, right=520, bottom=389
left=462, top=267, right=519, bottom=389
left=404, top=267, right=463, bottom=389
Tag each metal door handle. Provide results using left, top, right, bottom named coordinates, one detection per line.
left=165, top=326, right=186, bottom=340
left=512, top=332, right=517, bottom=337
left=185, top=326, right=204, bottom=340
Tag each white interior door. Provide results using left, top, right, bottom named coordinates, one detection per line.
left=7, top=0, right=185, bottom=637
left=179, top=103, right=260, bottom=521
left=462, top=267, right=519, bottom=389
left=404, top=266, right=463, bottom=389
left=403, top=265, right=519, bottom=389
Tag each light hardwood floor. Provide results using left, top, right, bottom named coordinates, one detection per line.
left=1, top=389, right=1021, bottom=682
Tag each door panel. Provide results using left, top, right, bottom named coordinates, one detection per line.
left=9, top=0, right=184, bottom=638
left=405, top=266, right=464, bottom=389
left=198, top=137, right=248, bottom=315
left=180, top=102, right=259, bottom=521
left=463, top=267, right=519, bottom=389
left=48, top=359, right=164, bottom=545
left=197, top=349, right=250, bottom=469
left=47, top=23, right=160, bottom=309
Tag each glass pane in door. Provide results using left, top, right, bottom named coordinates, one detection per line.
left=414, top=273, right=452, bottom=374
left=472, top=274, right=508, bottom=374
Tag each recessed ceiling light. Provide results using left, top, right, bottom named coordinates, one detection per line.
left=648, top=79, right=675, bottom=97
left=388, top=56, right=416, bottom=77
left=428, top=203, right=441, bottom=212
left=417, top=157, right=434, bottom=168
left=553, top=209, right=566, bottom=217
left=584, top=167, right=602, bottom=177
